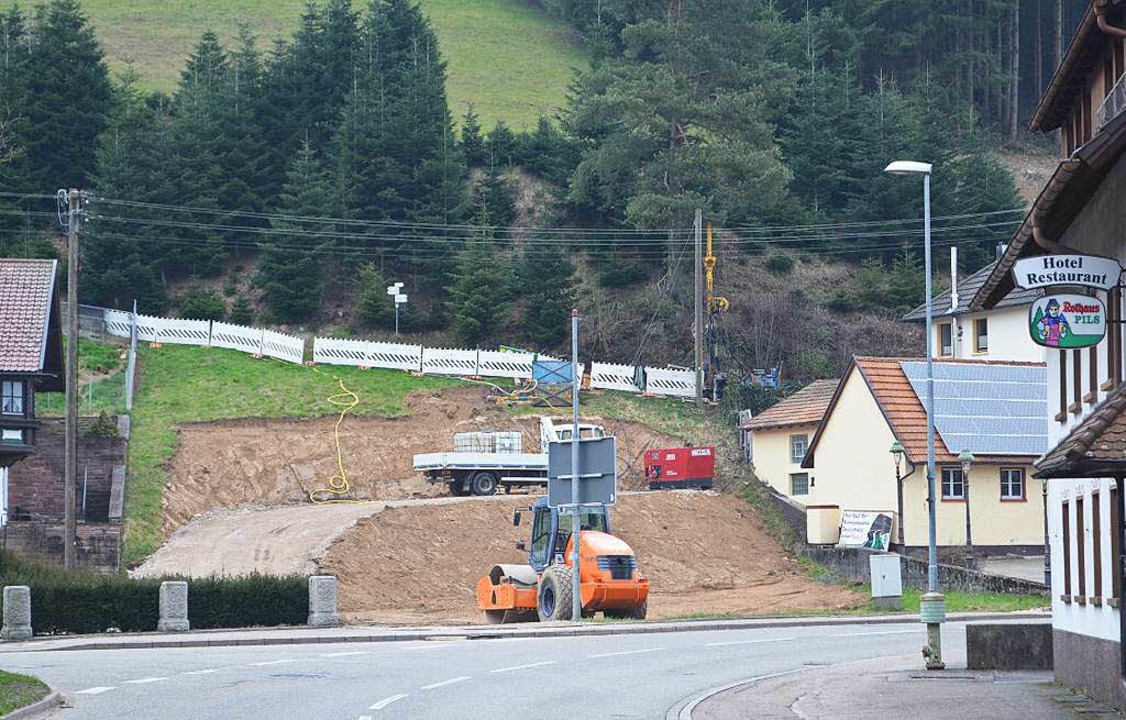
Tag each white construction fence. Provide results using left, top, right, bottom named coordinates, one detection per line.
left=92, top=305, right=698, bottom=399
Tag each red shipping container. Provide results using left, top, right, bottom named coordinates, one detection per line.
left=645, top=446, right=715, bottom=490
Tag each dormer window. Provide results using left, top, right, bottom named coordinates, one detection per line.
left=1, top=381, right=23, bottom=415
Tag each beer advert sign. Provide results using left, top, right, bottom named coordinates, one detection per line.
left=1028, top=294, right=1106, bottom=349
left=1012, top=254, right=1122, bottom=291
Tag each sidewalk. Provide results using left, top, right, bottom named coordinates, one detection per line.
left=0, top=611, right=1049, bottom=653
left=689, top=653, right=1123, bottom=720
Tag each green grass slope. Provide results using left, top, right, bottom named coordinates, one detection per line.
left=73, top=0, right=586, bottom=128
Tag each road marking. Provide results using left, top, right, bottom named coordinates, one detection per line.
left=588, top=647, right=663, bottom=658
left=322, top=651, right=370, bottom=658
left=181, top=668, right=220, bottom=676
left=250, top=659, right=298, bottom=666
left=125, top=677, right=168, bottom=684
left=75, top=687, right=116, bottom=695
left=490, top=661, right=556, bottom=673
left=829, top=630, right=919, bottom=637
left=369, top=694, right=407, bottom=710
left=358, top=716, right=373, bottom=720
left=420, top=676, right=470, bottom=690
left=705, top=637, right=796, bottom=647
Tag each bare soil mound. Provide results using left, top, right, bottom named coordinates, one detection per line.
left=163, top=386, right=679, bottom=535
left=320, top=491, right=864, bottom=625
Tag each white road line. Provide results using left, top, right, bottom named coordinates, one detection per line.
left=322, top=651, right=370, bottom=658
left=125, top=677, right=168, bottom=684
left=181, top=668, right=220, bottom=676
left=490, top=661, right=556, bottom=674
left=358, top=716, right=373, bottom=720
left=369, top=694, right=407, bottom=710
left=705, top=637, right=796, bottom=647
left=74, top=687, right=116, bottom=695
left=829, top=630, right=919, bottom=637
left=249, top=659, right=298, bottom=666
left=420, top=676, right=470, bottom=690
left=588, top=647, right=663, bottom=658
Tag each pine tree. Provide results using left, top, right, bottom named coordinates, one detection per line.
left=17, top=0, right=111, bottom=192
left=461, top=103, right=485, bottom=167
left=471, top=163, right=517, bottom=229
left=353, top=263, right=394, bottom=328
left=486, top=120, right=517, bottom=167
left=517, top=242, right=575, bottom=347
left=257, top=140, right=332, bottom=322
left=447, top=231, right=507, bottom=346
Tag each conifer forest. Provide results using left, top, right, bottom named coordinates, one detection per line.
left=0, top=0, right=1092, bottom=380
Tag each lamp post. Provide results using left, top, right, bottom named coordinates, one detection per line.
left=884, top=159, right=944, bottom=670
left=959, top=448, right=975, bottom=570
left=386, top=282, right=406, bottom=335
left=891, top=441, right=905, bottom=548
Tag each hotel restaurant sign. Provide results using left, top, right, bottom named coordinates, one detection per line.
left=1012, top=255, right=1122, bottom=349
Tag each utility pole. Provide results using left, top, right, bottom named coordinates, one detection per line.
left=570, top=309, right=582, bottom=621
left=64, top=189, right=81, bottom=571
left=693, top=209, right=703, bottom=409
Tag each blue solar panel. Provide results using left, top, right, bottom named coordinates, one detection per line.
left=900, top=362, right=1048, bottom=456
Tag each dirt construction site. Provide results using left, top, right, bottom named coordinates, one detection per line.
left=137, top=386, right=864, bottom=623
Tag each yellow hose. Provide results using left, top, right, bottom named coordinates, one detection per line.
left=304, top=364, right=366, bottom=505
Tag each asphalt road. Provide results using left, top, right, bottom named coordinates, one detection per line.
left=5, top=621, right=973, bottom=720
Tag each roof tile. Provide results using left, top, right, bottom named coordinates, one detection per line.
left=743, top=379, right=839, bottom=431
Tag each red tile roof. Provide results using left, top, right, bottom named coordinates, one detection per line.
left=743, top=379, right=839, bottom=431
left=0, top=259, right=58, bottom=373
left=854, top=357, right=958, bottom=464
left=1037, top=384, right=1126, bottom=478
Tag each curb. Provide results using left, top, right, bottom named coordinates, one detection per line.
left=664, top=668, right=811, bottom=720
left=1, top=690, right=62, bottom=720
left=0, top=611, right=1051, bottom=653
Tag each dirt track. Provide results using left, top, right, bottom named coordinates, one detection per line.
left=163, top=387, right=679, bottom=535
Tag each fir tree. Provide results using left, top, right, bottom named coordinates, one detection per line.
left=447, top=231, right=507, bottom=346
left=353, top=263, right=394, bottom=328
left=257, top=140, right=332, bottom=323
left=461, top=103, right=485, bottom=167
left=517, top=242, right=575, bottom=347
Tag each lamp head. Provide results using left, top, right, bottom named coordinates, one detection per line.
left=958, top=448, right=974, bottom=470
left=889, top=440, right=904, bottom=470
left=883, top=160, right=933, bottom=176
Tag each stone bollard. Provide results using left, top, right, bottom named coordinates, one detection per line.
left=157, top=581, right=190, bottom=633
left=307, top=576, right=339, bottom=628
left=1, top=586, right=33, bottom=641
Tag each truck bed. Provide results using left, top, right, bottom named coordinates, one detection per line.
left=412, top=452, right=548, bottom=472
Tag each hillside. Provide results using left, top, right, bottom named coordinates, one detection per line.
left=74, top=0, right=586, bottom=128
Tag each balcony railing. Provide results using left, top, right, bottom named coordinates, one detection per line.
left=1097, top=73, right=1126, bottom=130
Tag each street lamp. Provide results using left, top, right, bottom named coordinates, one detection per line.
left=386, top=282, right=407, bottom=335
left=884, top=159, right=945, bottom=670
left=959, top=448, right=975, bottom=570
left=891, top=440, right=905, bottom=548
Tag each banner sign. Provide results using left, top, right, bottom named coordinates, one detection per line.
left=1012, top=254, right=1121, bottom=291
left=837, top=511, right=893, bottom=551
left=1029, top=294, right=1106, bottom=349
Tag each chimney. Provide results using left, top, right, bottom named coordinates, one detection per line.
left=995, top=242, right=1008, bottom=260
left=950, top=246, right=959, bottom=313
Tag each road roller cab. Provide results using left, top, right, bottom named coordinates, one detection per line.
left=475, top=497, right=649, bottom=623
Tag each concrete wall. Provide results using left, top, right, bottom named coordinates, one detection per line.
left=750, top=424, right=817, bottom=505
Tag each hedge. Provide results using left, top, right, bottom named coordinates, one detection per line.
left=0, top=552, right=308, bottom=635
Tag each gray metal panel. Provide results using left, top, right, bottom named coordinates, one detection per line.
left=899, top=362, right=1048, bottom=456
left=547, top=436, right=617, bottom=507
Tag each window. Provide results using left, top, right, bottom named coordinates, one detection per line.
left=941, top=467, right=965, bottom=500
left=789, top=434, right=808, bottom=465
left=1000, top=468, right=1025, bottom=500
left=529, top=508, right=552, bottom=567
left=974, top=318, right=988, bottom=353
left=1093, top=492, right=1103, bottom=600
left=0, top=381, right=22, bottom=415
left=0, top=428, right=21, bottom=444
left=790, top=473, right=809, bottom=496
left=1078, top=496, right=1087, bottom=598
left=938, top=323, right=953, bottom=357
left=1063, top=502, right=1072, bottom=597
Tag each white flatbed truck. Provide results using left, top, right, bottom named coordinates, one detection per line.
left=413, top=417, right=607, bottom=496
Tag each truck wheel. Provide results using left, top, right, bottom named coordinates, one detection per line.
left=537, top=564, right=574, bottom=622
left=449, top=481, right=469, bottom=497
left=471, top=472, right=499, bottom=496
